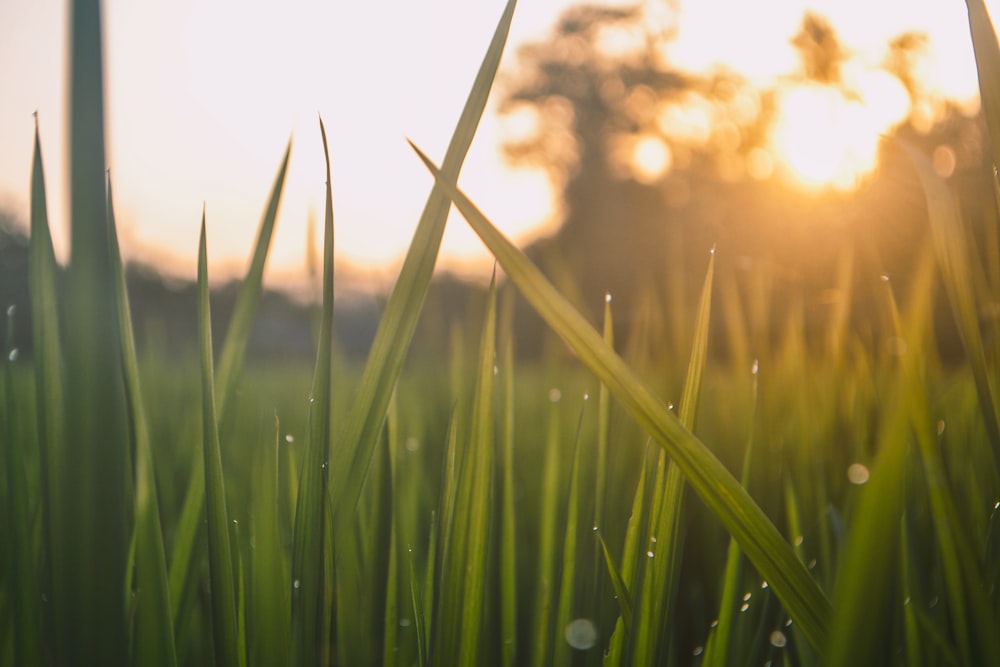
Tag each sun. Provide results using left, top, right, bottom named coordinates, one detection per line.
left=769, top=72, right=911, bottom=190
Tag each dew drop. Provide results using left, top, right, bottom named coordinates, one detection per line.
left=405, top=437, right=420, bottom=452
left=549, top=388, right=562, bottom=403
left=493, top=365, right=499, bottom=376
left=793, top=535, right=804, bottom=546
left=929, top=595, right=939, bottom=608
left=880, top=274, right=890, bottom=282
left=646, top=550, right=654, bottom=558
left=399, top=618, right=411, bottom=628
left=903, top=596, right=911, bottom=606
left=769, top=630, right=788, bottom=648
left=994, top=500, right=1000, bottom=510
left=740, top=603, right=749, bottom=613
left=285, top=434, right=295, bottom=444
left=692, top=645, right=704, bottom=656
left=5, top=304, right=14, bottom=317
left=592, top=524, right=599, bottom=532
left=308, top=395, right=316, bottom=404
left=710, top=619, right=719, bottom=628
left=667, top=403, right=675, bottom=412
left=937, top=420, right=946, bottom=436
left=583, top=393, right=590, bottom=401
left=807, top=558, right=817, bottom=570
left=709, top=244, right=717, bottom=256
left=785, top=618, right=793, bottom=627
left=742, top=592, right=752, bottom=602
left=847, top=463, right=870, bottom=485
left=760, top=580, right=769, bottom=589
left=8, top=348, right=18, bottom=362
left=292, top=579, right=301, bottom=590
left=751, top=359, right=759, bottom=375
left=650, top=536, right=657, bottom=543
left=605, top=293, right=613, bottom=304
left=564, top=618, right=598, bottom=650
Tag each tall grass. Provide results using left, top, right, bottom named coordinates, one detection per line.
left=2, top=0, right=1000, bottom=665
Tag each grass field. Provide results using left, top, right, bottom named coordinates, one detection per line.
left=4, top=0, right=1000, bottom=665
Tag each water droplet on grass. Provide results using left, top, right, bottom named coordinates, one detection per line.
left=710, top=619, right=719, bottom=628
left=760, top=580, right=768, bottom=589
left=929, top=595, right=939, bottom=608
left=751, top=359, right=759, bottom=375
left=5, top=305, right=14, bottom=317
left=847, top=463, right=870, bottom=485
left=292, top=579, right=301, bottom=590
left=549, top=388, right=562, bottom=403
left=740, top=603, right=749, bottom=612
left=937, top=420, right=946, bottom=435
left=605, top=293, right=613, bottom=304
left=646, top=550, right=654, bottom=558
left=743, top=592, right=752, bottom=602
left=769, top=630, right=787, bottom=648
left=793, top=535, right=804, bottom=546
left=807, top=558, right=817, bottom=570
left=284, top=434, right=295, bottom=444
left=564, top=618, right=598, bottom=650
left=7, top=348, right=17, bottom=362
left=405, top=437, right=420, bottom=452
left=399, top=618, right=411, bottom=628
left=692, top=645, right=704, bottom=656
left=880, top=274, right=890, bottom=282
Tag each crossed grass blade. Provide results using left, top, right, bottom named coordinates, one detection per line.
left=410, top=143, right=832, bottom=652
left=328, top=0, right=517, bottom=532
left=632, top=248, right=715, bottom=664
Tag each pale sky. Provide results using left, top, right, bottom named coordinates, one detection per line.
left=0, top=0, right=993, bottom=289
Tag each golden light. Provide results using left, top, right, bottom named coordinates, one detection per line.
left=631, top=135, right=672, bottom=183
left=769, top=73, right=910, bottom=190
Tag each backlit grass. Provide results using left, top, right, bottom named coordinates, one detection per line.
left=2, top=0, right=1000, bottom=665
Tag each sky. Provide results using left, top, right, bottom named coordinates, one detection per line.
left=0, top=0, right=995, bottom=289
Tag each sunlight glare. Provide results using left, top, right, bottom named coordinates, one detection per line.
left=631, top=135, right=672, bottom=183
left=770, top=75, right=909, bottom=190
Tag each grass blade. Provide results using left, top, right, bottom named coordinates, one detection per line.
left=28, top=116, right=63, bottom=656
left=55, top=0, right=131, bottom=661
left=169, top=143, right=292, bottom=638
left=329, top=0, right=517, bottom=529
left=108, top=177, right=177, bottom=667
left=249, top=418, right=290, bottom=667
left=290, top=117, right=335, bottom=667
left=198, top=217, right=240, bottom=667
left=900, top=141, right=1000, bottom=468
left=965, top=0, right=1000, bottom=173
left=498, top=290, right=518, bottom=667
left=410, top=144, right=832, bottom=651
left=553, top=401, right=586, bottom=666
left=455, top=273, right=497, bottom=666
left=531, top=394, right=563, bottom=667
left=4, top=308, right=42, bottom=667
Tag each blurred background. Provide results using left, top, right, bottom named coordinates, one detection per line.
left=1, top=0, right=997, bottom=361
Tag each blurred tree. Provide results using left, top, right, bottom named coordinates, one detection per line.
left=496, top=5, right=990, bottom=362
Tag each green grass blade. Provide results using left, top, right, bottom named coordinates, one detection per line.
left=597, top=534, right=632, bottom=632
left=632, top=248, right=715, bottom=664
left=965, top=0, right=1000, bottom=173
left=4, top=308, right=42, bottom=667
left=604, top=444, right=652, bottom=665
left=55, top=0, right=131, bottom=661
left=249, top=418, right=290, bottom=667
left=900, top=141, right=1000, bottom=468
left=169, top=144, right=291, bottom=638
left=197, top=217, right=240, bottom=667
left=28, top=116, right=62, bottom=653
left=498, top=290, right=518, bottom=667
left=531, top=395, right=563, bottom=667
left=410, top=144, right=832, bottom=651
left=702, top=361, right=759, bottom=667
left=455, top=274, right=497, bottom=666
left=290, top=117, right=335, bottom=667
left=553, top=402, right=586, bottom=666
left=108, top=177, right=178, bottom=667
left=329, top=0, right=517, bottom=530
